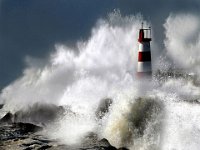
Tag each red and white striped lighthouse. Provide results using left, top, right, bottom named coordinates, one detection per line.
left=137, top=23, right=152, bottom=77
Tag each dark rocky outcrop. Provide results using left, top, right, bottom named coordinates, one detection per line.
left=0, top=123, right=122, bottom=150
left=0, top=104, right=4, bottom=109
left=0, top=112, right=13, bottom=124
left=81, top=132, right=129, bottom=150
left=98, top=138, right=117, bottom=150
left=0, top=102, right=130, bottom=150
left=116, top=97, right=163, bottom=147
left=96, top=98, right=113, bottom=119
left=0, top=122, right=42, bottom=141
left=14, top=103, right=65, bottom=125
left=0, top=103, right=65, bottom=126
left=128, top=97, right=163, bottom=135
left=81, top=136, right=117, bottom=150
left=118, top=147, right=129, bottom=150
left=14, top=122, right=43, bottom=133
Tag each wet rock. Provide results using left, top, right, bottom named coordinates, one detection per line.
left=182, top=99, right=200, bottom=105
left=38, top=145, right=52, bottom=149
left=32, top=137, right=52, bottom=144
left=0, top=112, right=13, bottom=124
left=0, top=123, right=49, bottom=150
left=128, top=97, right=163, bottom=135
left=0, top=103, right=65, bottom=126
left=21, top=141, right=52, bottom=150
left=81, top=132, right=118, bottom=150
left=118, top=147, right=129, bottom=150
left=0, top=122, right=43, bottom=142
left=96, top=98, right=113, bottom=119
left=99, top=138, right=111, bottom=147
left=95, top=138, right=116, bottom=150
left=14, top=103, right=65, bottom=125
left=14, top=122, right=43, bottom=134
left=0, top=125, right=118, bottom=150
left=115, top=97, right=163, bottom=147
left=21, top=141, right=43, bottom=147
left=0, top=103, right=122, bottom=150
left=0, top=104, right=4, bottom=109
left=23, top=148, right=33, bottom=150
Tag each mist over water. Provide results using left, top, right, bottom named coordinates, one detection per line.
left=1, top=11, right=200, bottom=149
left=164, top=14, right=200, bottom=73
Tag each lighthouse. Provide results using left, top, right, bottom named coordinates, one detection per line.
left=137, top=23, right=152, bottom=77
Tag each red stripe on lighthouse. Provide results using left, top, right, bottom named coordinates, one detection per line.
left=138, top=51, right=151, bottom=62
left=138, top=29, right=144, bottom=42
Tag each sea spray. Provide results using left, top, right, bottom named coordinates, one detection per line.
left=99, top=79, right=164, bottom=149
left=150, top=78, right=200, bottom=150
left=0, top=11, right=152, bottom=146
left=164, top=14, right=200, bottom=75
left=1, top=10, right=200, bottom=150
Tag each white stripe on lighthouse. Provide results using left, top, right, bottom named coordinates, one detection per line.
left=137, top=61, right=152, bottom=72
left=139, top=43, right=150, bottom=52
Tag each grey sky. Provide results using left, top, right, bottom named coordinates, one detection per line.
left=0, top=0, right=199, bottom=89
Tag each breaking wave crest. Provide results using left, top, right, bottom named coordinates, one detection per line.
left=1, top=11, right=200, bottom=150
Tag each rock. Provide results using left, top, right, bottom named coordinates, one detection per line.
left=0, top=123, right=46, bottom=150
left=0, top=103, right=120, bottom=150
left=14, top=103, right=65, bottom=125
left=32, top=137, right=52, bottom=144
left=128, top=97, right=163, bottom=135
left=118, top=147, right=129, bottom=150
left=81, top=133, right=118, bottom=150
left=0, top=104, right=4, bottom=109
left=114, top=97, right=163, bottom=147
left=97, top=138, right=117, bottom=150
left=21, top=141, right=43, bottom=147
left=0, top=123, right=42, bottom=143
left=0, top=103, right=65, bottom=126
left=96, top=98, right=113, bottom=119
left=14, top=122, right=43, bottom=134
left=0, top=112, right=13, bottom=124
left=23, top=148, right=33, bottom=150
left=37, top=145, right=52, bottom=150
left=99, top=138, right=111, bottom=147
left=0, top=124, right=118, bottom=150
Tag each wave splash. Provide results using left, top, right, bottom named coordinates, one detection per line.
left=1, top=11, right=200, bottom=150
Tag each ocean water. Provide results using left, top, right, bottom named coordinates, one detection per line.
left=1, top=11, right=200, bottom=150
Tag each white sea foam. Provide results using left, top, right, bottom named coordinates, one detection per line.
left=1, top=11, right=200, bottom=150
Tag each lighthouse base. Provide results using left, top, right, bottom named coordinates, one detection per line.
left=137, top=72, right=152, bottom=78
